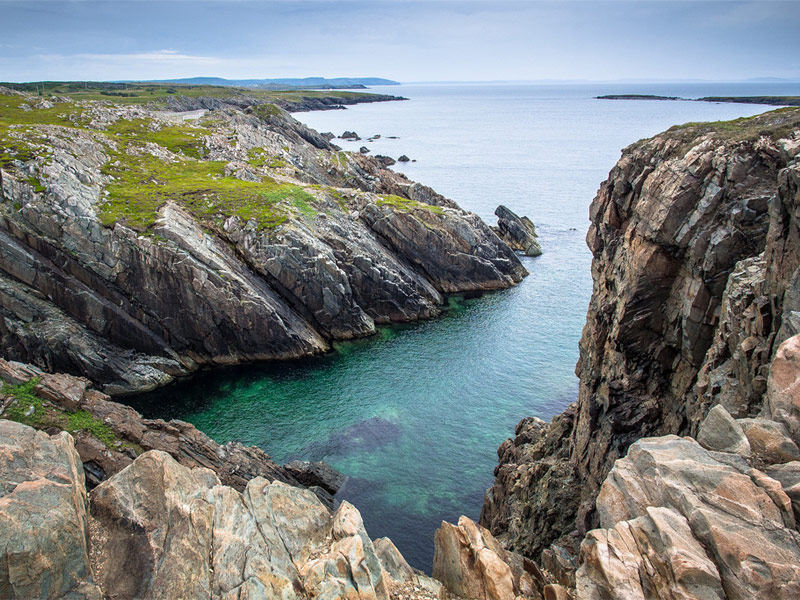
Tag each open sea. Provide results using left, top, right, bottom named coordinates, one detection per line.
left=128, top=82, right=799, bottom=571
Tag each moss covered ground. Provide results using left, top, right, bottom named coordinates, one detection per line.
left=1, top=377, right=120, bottom=449
left=0, top=86, right=445, bottom=235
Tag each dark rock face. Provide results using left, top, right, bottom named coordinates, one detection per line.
left=0, top=89, right=525, bottom=394
left=493, top=205, right=542, bottom=256
left=481, top=109, right=800, bottom=559
left=375, top=155, right=396, bottom=167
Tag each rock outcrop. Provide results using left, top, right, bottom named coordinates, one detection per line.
left=0, top=88, right=525, bottom=394
left=481, top=108, right=800, bottom=565
left=0, top=420, right=101, bottom=599
left=433, top=516, right=545, bottom=600
left=493, top=205, right=542, bottom=257
left=0, top=419, right=441, bottom=600
left=578, top=365, right=800, bottom=599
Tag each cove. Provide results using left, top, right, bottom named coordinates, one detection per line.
left=127, top=82, right=785, bottom=571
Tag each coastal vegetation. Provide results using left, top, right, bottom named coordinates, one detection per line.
left=2, top=377, right=121, bottom=449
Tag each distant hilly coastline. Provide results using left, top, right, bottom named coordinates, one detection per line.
left=121, top=76, right=401, bottom=89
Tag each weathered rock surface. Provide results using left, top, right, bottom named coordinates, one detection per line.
left=493, top=205, right=542, bottom=257
left=481, top=108, right=800, bottom=560
left=696, top=403, right=751, bottom=455
left=0, top=420, right=431, bottom=600
left=0, top=420, right=101, bottom=599
left=0, top=88, right=524, bottom=394
left=578, top=434, right=800, bottom=599
left=433, top=515, right=544, bottom=600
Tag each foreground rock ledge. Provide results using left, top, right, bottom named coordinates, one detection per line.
left=0, top=419, right=444, bottom=600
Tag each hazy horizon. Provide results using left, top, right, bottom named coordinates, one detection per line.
left=1, top=1, right=799, bottom=84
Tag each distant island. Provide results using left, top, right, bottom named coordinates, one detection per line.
left=120, top=76, right=401, bottom=89
left=596, top=94, right=680, bottom=101
left=597, top=94, right=800, bottom=106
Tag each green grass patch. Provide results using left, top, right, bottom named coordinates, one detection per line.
left=25, top=175, right=46, bottom=193
left=2, top=376, right=120, bottom=449
left=666, top=107, right=800, bottom=149
left=3, top=377, right=46, bottom=426
left=104, top=117, right=208, bottom=158
left=66, top=409, right=116, bottom=447
left=100, top=151, right=316, bottom=231
left=377, top=194, right=444, bottom=215
left=247, top=147, right=288, bottom=169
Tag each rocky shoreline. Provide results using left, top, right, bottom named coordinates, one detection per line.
left=597, top=94, right=800, bottom=106
left=0, top=87, right=525, bottom=395
left=480, top=107, right=800, bottom=597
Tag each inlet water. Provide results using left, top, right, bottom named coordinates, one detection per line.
left=128, top=82, right=795, bottom=571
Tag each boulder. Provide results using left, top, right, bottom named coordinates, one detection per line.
left=0, top=420, right=100, bottom=599
left=764, top=333, right=800, bottom=444
left=493, top=205, right=543, bottom=256
left=90, top=449, right=398, bottom=600
left=579, top=506, right=725, bottom=600
left=341, top=131, right=361, bottom=140
left=374, top=155, right=396, bottom=167
left=738, top=417, right=800, bottom=464
left=585, top=435, right=800, bottom=599
left=398, top=155, right=410, bottom=162
left=374, top=537, right=415, bottom=582
left=433, top=515, right=541, bottom=600
left=360, top=146, right=370, bottom=154
left=697, top=404, right=751, bottom=455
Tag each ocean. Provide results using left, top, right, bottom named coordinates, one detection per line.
left=128, top=81, right=798, bottom=571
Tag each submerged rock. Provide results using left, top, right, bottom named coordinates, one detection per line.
left=493, top=205, right=542, bottom=256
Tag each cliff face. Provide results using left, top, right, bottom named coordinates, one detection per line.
left=481, top=108, right=800, bottom=559
left=0, top=88, right=524, bottom=394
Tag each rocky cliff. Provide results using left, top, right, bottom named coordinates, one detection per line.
left=481, top=107, right=800, bottom=572
left=0, top=87, right=525, bottom=395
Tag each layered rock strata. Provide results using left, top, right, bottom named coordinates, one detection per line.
left=493, top=205, right=542, bottom=257
left=481, top=108, right=800, bottom=561
left=0, top=88, right=525, bottom=394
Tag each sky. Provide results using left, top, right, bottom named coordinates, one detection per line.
left=0, top=0, right=799, bottom=83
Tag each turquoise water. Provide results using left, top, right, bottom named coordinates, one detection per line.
left=128, top=82, right=797, bottom=571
